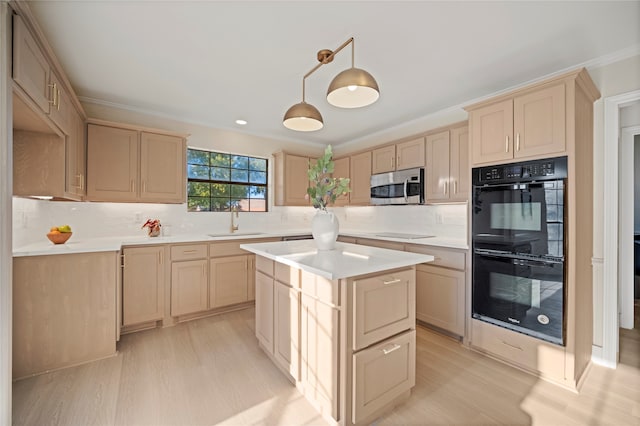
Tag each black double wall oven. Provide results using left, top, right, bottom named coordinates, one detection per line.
left=472, top=156, right=568, bottom=345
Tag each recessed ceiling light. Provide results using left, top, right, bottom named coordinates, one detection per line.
left=235, top=119, right=247, bottom=125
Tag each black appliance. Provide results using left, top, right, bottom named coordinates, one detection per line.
left=472, top=156, right=567, bottom=345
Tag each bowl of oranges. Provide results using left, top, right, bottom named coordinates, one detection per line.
left=47, top=225, right=72, bottom=244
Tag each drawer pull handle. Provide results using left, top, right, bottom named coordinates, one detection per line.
left=183, top=250, right=198, bottom=254
left=382, top=344, right=402, bottom=355
left=501, top=340, right=523, bottom=351
left=382, top=278, right=402, bottom=285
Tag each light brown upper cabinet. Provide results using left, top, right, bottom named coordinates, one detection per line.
left=426, top=126, right=469, bottom=202
left=13, top=14, right=51, bottom=113
left=332, top=156, right=350, bottom=206
left=469, top=83, right=566, bottom=165
left=371, top=138, right=425, bottom=174
left=13, top=95, right=86, bottom=201
left=13, top=15, right=74, bottom=135
left=86, top=121, right=187, bottom=203
left=349, top=151, right=372, bottom=205
left=273, top=152, right=311, bottom=206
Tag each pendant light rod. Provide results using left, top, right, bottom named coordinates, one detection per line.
left=302, top=37, right=354, bottom=80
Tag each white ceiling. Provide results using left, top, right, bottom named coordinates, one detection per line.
left=27, top=1, right=640, bottom=146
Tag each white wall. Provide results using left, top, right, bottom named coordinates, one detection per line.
left=589, top=53, right=640, bottom=348
left=0, top=2, right=12, bottom=423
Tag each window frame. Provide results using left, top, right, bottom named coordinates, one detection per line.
left=186, top=147, right=268, bottom=212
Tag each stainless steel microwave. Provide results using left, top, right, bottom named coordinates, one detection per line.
left=370, top=167, right=424, bottom=205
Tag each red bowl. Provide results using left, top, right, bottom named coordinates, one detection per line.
left=47, top=232, right=72, bottom=244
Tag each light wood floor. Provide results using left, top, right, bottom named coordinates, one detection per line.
left=13, top=307, right=640, bottom=426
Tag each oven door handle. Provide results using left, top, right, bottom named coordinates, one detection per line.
left=475, top=250, right=563, bottom=266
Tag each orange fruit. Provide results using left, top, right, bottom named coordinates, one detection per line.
left=49, top=230, right=61, bottom=234
left=50, top=226, right=59, bottom=232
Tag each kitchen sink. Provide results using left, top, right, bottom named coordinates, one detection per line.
left=208, top=232, right=265, bottom=237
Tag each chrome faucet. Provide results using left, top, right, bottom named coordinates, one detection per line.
left=230, top=205, right=239, bottom=233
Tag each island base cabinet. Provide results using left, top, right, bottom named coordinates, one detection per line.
left=274, top=282, right=300, bottom=381
left=13, top=252, right=117, bottom=379
left=255, top=271, right=274, bottom=351
left=300, top=293, right=339, bottom=421
left=352, top=330, right=416, bottom=425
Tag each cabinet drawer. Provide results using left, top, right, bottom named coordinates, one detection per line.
left=471, top=319, right=564, bottom=381
left=209, top=241, right=244, bottom=257
left=275, top=262, right=300, bottom=288
left=300, top=270, right=340, bottom=306
left=405, top=244, right=466, bottom=270
left=352, top=330, right=416, bottom=424
left=255, top=256, right=274, bottom=276
left=356, top=238, right=405, bottom=251
left=353, top=268, right=415, bottom=351
left=170, top=244, right=207, bottom=261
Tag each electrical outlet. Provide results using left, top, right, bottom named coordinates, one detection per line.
left=134, top=212, right=142, bottom=223
left=436, top=213, right=444, bottom=224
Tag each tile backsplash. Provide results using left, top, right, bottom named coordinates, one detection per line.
left=12, top=197, right=467, bottom=248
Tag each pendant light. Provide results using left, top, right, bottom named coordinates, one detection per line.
left=283, top=37, right=379, bottom=132
left=283, top=78, right=323, bottom=131
left=326, top=38, right=379, bottom=108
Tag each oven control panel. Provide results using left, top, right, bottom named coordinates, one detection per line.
left=473, top=156, right=567, bottom=185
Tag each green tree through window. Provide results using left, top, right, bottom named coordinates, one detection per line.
left=187, top=148, right=268, bottom=212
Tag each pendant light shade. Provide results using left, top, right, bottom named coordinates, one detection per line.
left=283, top=101, right=324, bottom=131
left=282, top=37, right=379, bottom=131
left=327, top=67, right=379, bottom=108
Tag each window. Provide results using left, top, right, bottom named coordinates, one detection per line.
left=187, top=148, right=268, bottom=212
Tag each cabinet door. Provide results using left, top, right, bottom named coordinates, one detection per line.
left=353, top=269, right=415, bottom=351
left=209, top=255, right=249, bottom=308
left=64, top=106, right=86, bottom=200
left=122, top=246, right=165, bottom=326
left=255, top=271, right=274, bottom=351
left=514, top=84, right=566, bottom=159
left=274, top=281, right=300, bottom=381
left=247, top=256, right=256, bottom=301
left=372, top=145, right=396, bottom=174
left=426, top=130, right=451, bottom=202
left=283, top=154, right=310, bottom=206
left=300, top=294, right=339, bottom=420
left=47, top=71, right=72, bottom=134
left=332, top=156, right=350, bottom=206
left=13, top=252, right=117, bottom=379
left=140, top=132, right=185, bottom=203
left=416, top=264, right=465, bottom=336
left=12, top=15, right=51, bottom=113
left=396, top=137, right=425, bottom=170
left=352, top=330, right=416, bottom=424
left=87, top=124, right=139, bottom=202
left=171, top=259, right=208, bottom=317
left=349, top=151, right=372, bottom=205
left=470, top=99, right=514, bottom=165
left=449, top=126, right=469, bottom=202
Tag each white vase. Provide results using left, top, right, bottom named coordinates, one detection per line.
left=311, top=209, right=339, bottom=250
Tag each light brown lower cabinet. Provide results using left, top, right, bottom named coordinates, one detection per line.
left=13, top=251, right=118, bottom=379
left=352, top=330, right=416, bottom=424
left=171, top=259, right=208, bottom=317
left=255, top=271, right=274, bottom=350
left=209, top=255, right=249, bottom=308
left=415, top=264, right=465, bottom=336
left=274, top=281, right=300, bottom=381
left=255, top=259, right=416, bottom=425
left=122, top=246, right=165, bottom=326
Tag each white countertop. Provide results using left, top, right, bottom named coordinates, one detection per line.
left=13, top=229, right=467, bottom=257
left=240, top=240, right=434, bottom=280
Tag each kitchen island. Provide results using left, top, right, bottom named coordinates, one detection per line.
left=240, top=240, right=433, bottom=426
